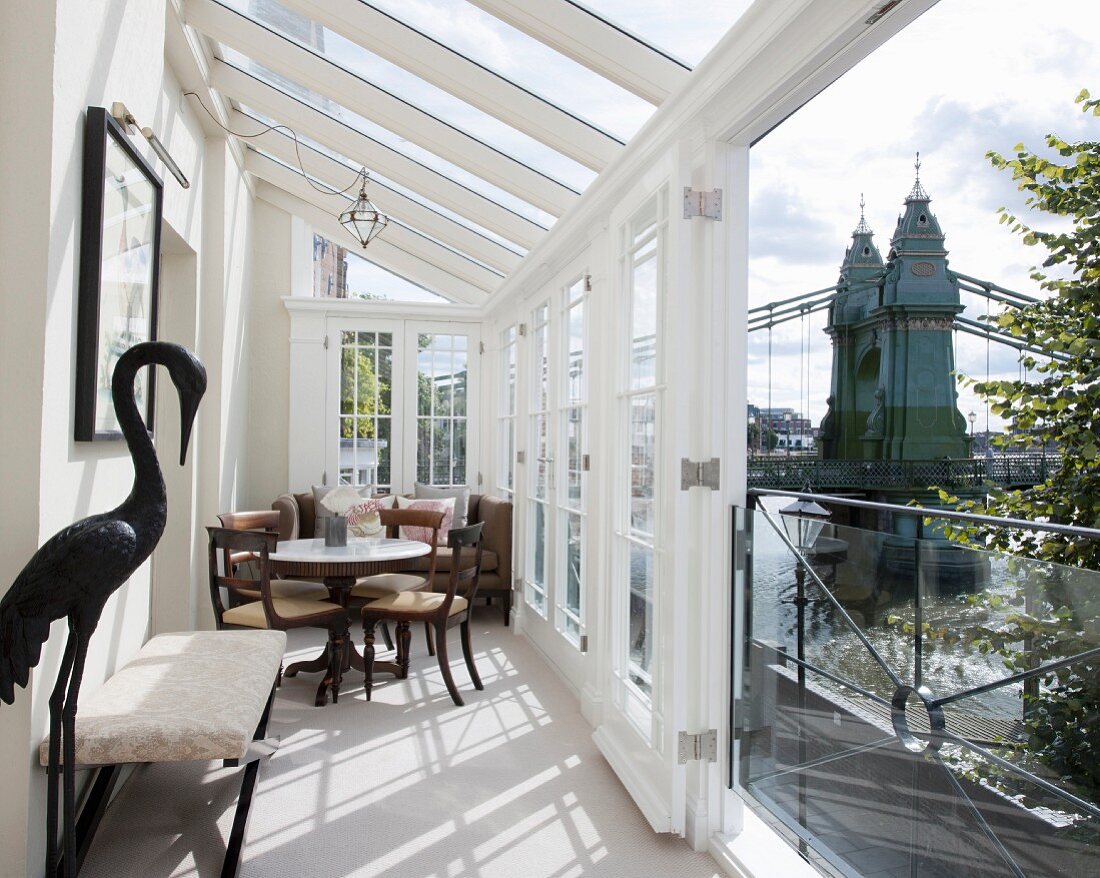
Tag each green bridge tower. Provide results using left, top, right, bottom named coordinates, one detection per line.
left=820, top=164, right=969, bottom=468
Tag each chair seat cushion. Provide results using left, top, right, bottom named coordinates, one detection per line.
left=350, top=572, right=428, bottom=599
left=223, top=596, right=343, bottom=629
left=407, top=547, right=497, bottom=574
left=238, top=579, right=329, bottom=601
left=364, top=592, right=469, bottom=618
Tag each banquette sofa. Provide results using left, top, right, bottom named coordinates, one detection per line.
left=272, top=491, right=514, bottom=624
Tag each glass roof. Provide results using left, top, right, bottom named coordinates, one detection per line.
left=320, top=232, right=449, bottom=303
left=221, top=0, right=596, bottom=192
left=219, top=49, right=557, bottom=229
left=365, top=0, right=655, bottom=141
left=239, top=106, right=527, bottom=255
left=580, top=0, right=752, bottom=67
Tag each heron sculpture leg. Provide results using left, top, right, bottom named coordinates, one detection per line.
left=45, top=622, right=77, bottom=878
left=60, top=620, right=94, bottom=877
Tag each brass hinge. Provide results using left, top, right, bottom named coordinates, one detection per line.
left=583, top=274, right=592, bottom=292
left=677, top=729, right=718, bottom=764
left=479, top=341, right=485, bottom=355
left=579, top=634, right=589, bottom=653
left=518, top=323, right=528, bottom=337
left=516, top=450, right=525, bottom=464
left=323, top=334, right=329, bottom=349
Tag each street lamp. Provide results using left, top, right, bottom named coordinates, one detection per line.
left=783, top=411, right=792, bottom=459
left=968, top=410, right=977, bottom=454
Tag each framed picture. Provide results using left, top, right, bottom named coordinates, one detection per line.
left=74, top=106, right=162, bottom=441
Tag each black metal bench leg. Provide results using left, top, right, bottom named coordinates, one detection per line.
left=221, top=684, right=276, bottom=878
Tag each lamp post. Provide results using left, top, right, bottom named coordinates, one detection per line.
left=784, top=411, right=792, bottom=460
left=779, top=498, right=831, bottom=849
left=968, top=410, right=977, bottom=457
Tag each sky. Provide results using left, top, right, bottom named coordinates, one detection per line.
left=747, top=0, right=1100, bottom=436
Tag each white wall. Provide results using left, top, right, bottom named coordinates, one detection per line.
left=0, top=2, right=258, bottom=874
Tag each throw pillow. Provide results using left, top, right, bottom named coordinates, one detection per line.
left=346, top=498, right=387, bottom=538
left=311, top=484, right=374, bottom=538
left=395, top=495, right=455, bottom=544
left=413, top=482, right=471, bottom=529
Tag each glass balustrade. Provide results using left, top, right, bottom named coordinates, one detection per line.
left=734, top=497, right=1100, bottom=878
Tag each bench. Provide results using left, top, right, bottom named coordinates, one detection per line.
left=39, top=629, right=287, bottom=878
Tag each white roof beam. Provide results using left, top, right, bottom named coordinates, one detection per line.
left=256, top=180, right=479, bottom=304
left=276, top=0, right=620, bottom=171
left=246, top=152, right=500, bottom=298
left=465, top=0, right=690, bottom=105
left=185, top=0, right=578, bottom=216
left=211, top=63, right=544, bottom=250
left=234, top=111, right=521, bottom=274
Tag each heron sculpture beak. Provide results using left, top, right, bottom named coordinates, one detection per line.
left=178, top=389, right=203, bottom=466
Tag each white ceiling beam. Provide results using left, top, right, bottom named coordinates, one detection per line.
left=185, top=0, right=578, bottom=216
left=234, top=112, right=521, bottom=274
left=246, top=152, right=500, bottom=299
left=255, top=180, right=485, bottom=306
left=276, top=0, right=620, bottom=171
left=211, top=63, right=544, bottom=250
left=465, top=0, right=690, bottom=105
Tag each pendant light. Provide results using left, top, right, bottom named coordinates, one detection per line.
left=340, top=168, right=389, bottom=249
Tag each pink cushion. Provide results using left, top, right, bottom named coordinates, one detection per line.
left=346, top=498, right=388, bottom=537
left=395, top=496, right=454, bottom=544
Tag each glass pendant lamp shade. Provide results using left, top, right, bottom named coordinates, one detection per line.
left=340, top=169, right=389, bottom=249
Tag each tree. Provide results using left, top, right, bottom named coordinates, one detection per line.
left=340, top=342, right=388, bottom=439
left=934, top=90, right=1100, bottom=798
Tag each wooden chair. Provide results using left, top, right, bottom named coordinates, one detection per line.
left=207, top=527, right=351, bottom=704
left=347, top=507, right=444, bottom=659
left=362, top=522, right=485, bottom=706
left=217, top=511, right=328, bottom=602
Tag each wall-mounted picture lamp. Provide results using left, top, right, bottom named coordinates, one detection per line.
left=110, top=102, right=189, bottom=189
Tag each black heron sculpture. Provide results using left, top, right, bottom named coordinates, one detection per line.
left=0, top=341, right=206, bottom=878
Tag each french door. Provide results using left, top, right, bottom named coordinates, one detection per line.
left=521, top=270, right=590, bottom=682
left=325, top=318, right=480, bottom=492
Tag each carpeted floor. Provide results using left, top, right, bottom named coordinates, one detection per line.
left=81, top=616, right=723, bottom=878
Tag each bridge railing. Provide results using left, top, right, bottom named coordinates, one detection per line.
left=745, top=453, right=1056, bottom=490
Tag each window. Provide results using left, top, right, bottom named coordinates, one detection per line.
left=525, top=302, right=551, bottom=616
left=415, top=332, right=468, bottom=487
left=338, top=330, right=394, bottom=490
left=497, top=325, right=518, bottom=497
left=557, top=279, right=587, bottom=642
left=313, top=233, right=447, bottom=303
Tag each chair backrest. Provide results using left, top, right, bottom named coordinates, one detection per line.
left=207, top=526, right=278, bottom=628
left=216, top=510, right=281, bottom=572
left=443, top=523, right=484, bottom=612
left=379, top=507, right=445, bottom=581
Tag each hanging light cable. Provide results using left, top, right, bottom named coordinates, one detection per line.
left=184, top=92, right=390, bottom=250
left=340, top=168, right=389, bottom=250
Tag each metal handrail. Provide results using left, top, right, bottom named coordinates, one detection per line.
left=749, top=487, right=1100, bottom=541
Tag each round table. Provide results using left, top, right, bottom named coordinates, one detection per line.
left=269, top=538, right=430, bottom=705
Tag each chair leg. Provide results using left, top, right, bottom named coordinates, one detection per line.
left=424, top=621, right=435, bottom=656
left=381, top=622, right=394, bottom=652
left=460, top=619, right=483, bottom=690
left=363, top=620, right=377, bottom=701
left=435, top=623, right=463, bottom=706
left=503, top=591, right=512, bottom=626
left=396, top=622, right=412, bottom=679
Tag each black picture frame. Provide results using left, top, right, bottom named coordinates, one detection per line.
left=75, top=106, right=163, bottom=442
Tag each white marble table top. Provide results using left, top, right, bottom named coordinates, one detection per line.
left=269, top=537, right=430, bottom=564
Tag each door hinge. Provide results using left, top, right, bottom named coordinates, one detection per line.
left=477, top=471, right=484, bottom=486
left=323, top=333, right=329, bottom=349
left=518, top=323, right=528, bottom=337
left=865, top=1, right=902, bottom=25
left=516, top=450, right=525, bottom=464
left=683, top=187, right=722, bottom=220
left=579, top=634, right=588, bottom=653
left=479, top=341, right=485, bottom=355
left=583, top=274, right=592, bottom=292
left=322, top=470, right=328, bottom=486
left=581, top=453, right=591, bottom=472
left=680, top=457, right=720, bottom=490
left=678, top=729, right=718, bottom=764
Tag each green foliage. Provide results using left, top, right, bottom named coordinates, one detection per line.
left=339, top=342, right=388, bottom=440
left=934, top=91, right=1100, bottom=803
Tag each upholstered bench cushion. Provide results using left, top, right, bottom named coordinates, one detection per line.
left=407, top=547, right=497, bottom=574
left=39, top=630, right=286, bottom=767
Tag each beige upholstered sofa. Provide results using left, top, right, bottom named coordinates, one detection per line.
left=272, top=491, right=514, bottom=624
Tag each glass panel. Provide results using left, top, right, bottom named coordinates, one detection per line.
left=533, top=414, right=548, bottom=501
left=221, top=50, right=554, bottom=228
left=367, top=0, right=653, bottom=141
left=375, top=415, right=391, bottom=489
left=628, top=542, right=654, bottom=696
left=416, top=332, right=469, bottom=487
left=452, top=349, right=467, bottom=417
left=219, top=1, right=595, bottom=192
left=528, top=501, right=547, bottom=615
left=416, top=418, right=431, bottom=484
left=629, top=395, right=656, bottom=537
left=432, top=420, right=451, bottom=485
left=452, top=419, right=466, bottom=485
left=564, top=510, right=583, bottom=635
left=313, top=233, right=448, bottom=302
left=499, top=418, right=514, bottom=494
left=738, top=504, right=1100, bottom=877
left=338, top=330, right=392, bottom=488
left=630, top=251, right=658, bottom=390
left=581, top=1, right=751, bottom=67
left=567, top=297, right=585, bottom=404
